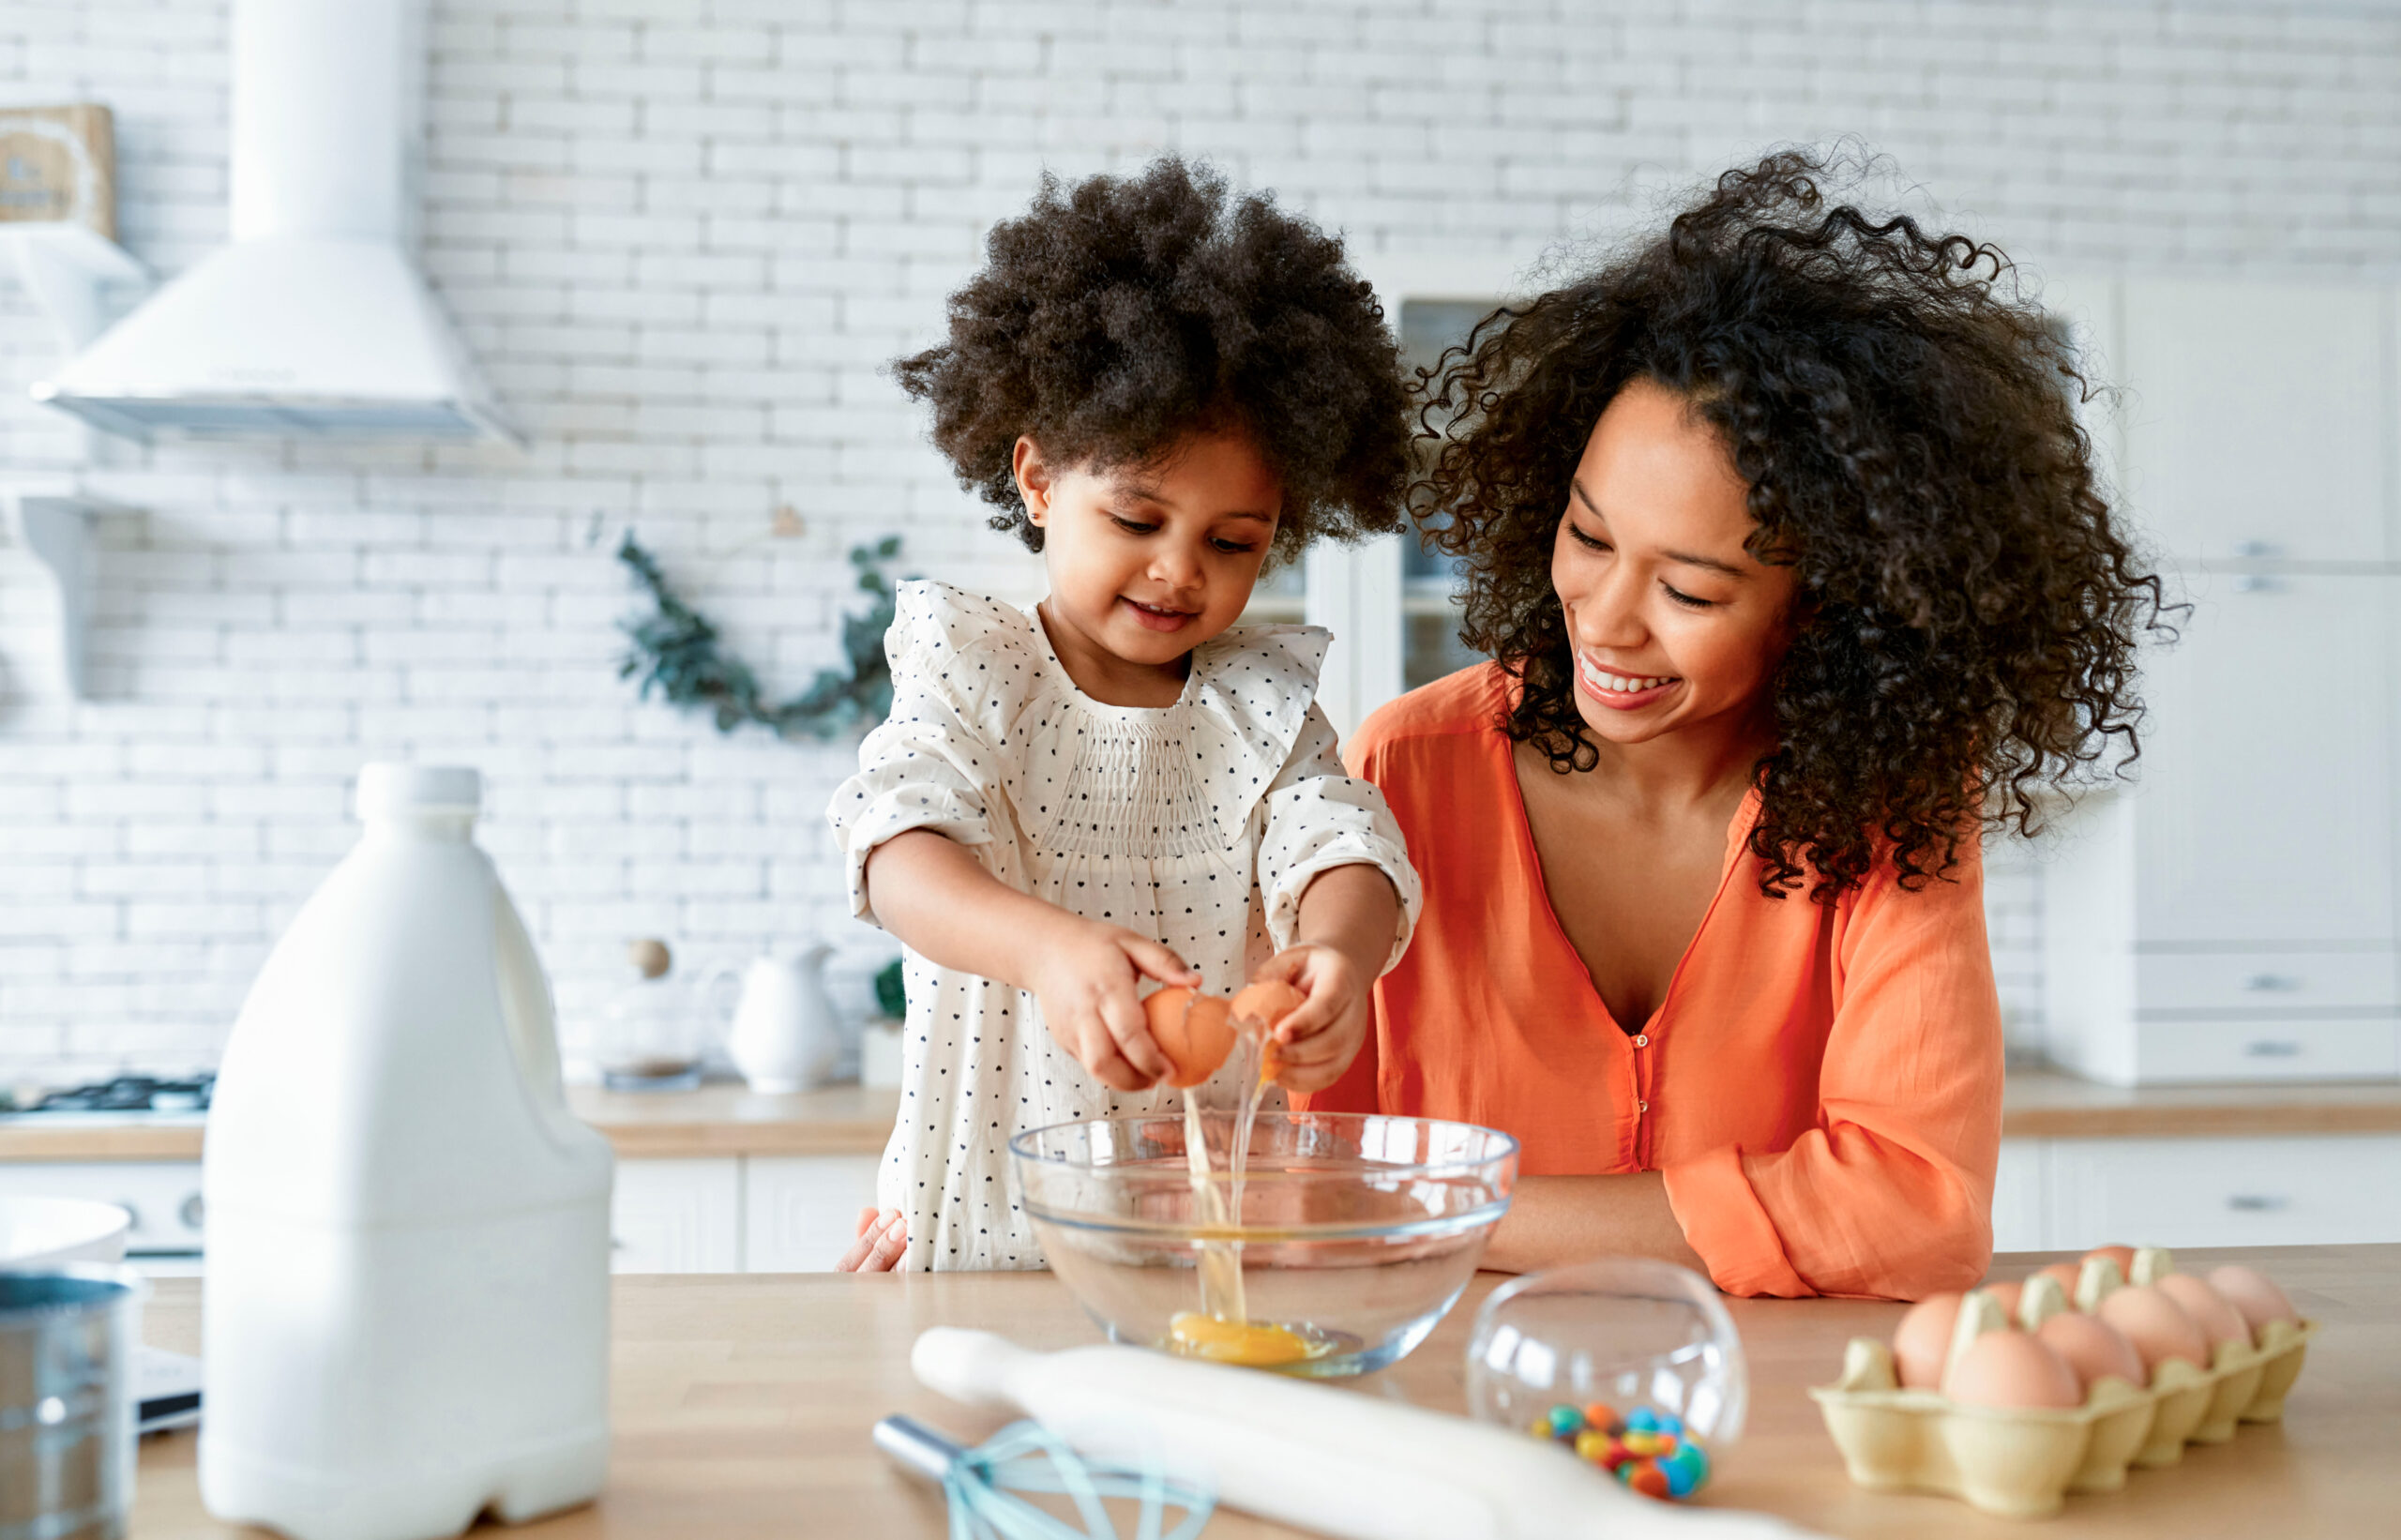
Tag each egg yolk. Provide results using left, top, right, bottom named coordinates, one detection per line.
left=1168, top=1311, right=1320, bottom=1367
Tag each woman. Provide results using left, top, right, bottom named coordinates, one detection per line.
left=1296, top=153, right=2164, bottom=1300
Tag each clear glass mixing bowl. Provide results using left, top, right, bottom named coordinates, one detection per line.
left=1012, top=1110, right=1518, bottom=1379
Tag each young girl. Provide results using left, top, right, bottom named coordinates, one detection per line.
left=829, top=159, right=1423, bottom=1272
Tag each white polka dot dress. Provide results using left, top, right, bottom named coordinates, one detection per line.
left=828, top=581, right=1422, bottom=1271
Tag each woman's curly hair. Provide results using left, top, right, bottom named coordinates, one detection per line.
left=1420, top=149, right=2167, bottom=901
left=895, top=158, right=1412, bottom=561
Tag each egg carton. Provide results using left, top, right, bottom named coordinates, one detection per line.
left=1809, top=1247, right=2317, bottom=1519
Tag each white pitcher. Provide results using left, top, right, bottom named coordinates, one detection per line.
left=719, top=944, right=838, bottom=1094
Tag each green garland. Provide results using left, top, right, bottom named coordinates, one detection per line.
left=616, top=532, right=905, bottom=741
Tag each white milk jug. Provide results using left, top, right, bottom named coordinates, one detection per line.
left=201, top=765, right=613, bottom=1540
left=721, top=944, right=838, bottom=1094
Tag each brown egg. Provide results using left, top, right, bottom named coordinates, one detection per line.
left=2082, top=1244, right=2137, bottom=1276
left=2207, top=1264, right=2299, bottom=1336
left=1230, top=979, right=1306, bottom=1034
left=2097, top=1285, right=2209, bottom=1376
left=1942, top=1330, right=2083, bottom=1410
left=1892, top=1292, right=1965, bottom=1388
left=1982, top=1280, right=2025, bottom=1321
left=1143, top=987, right=1236, bottom=1088
left=2034, top=1261, right=2082, bottom=1296
left=2157, top=1274, right=2252, bottom=1352
left=2036, top=1311, right=2147, bottom=1391
left=1230, top=980, right=1308, bottom=1084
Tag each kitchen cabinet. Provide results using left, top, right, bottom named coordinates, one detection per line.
left=1993, top=1134, right=2401, bottom=1251
left=743, top=1154, right=881, bottom=1273
left=2040, top=275, right=2401, bottom=1085
left=611, top=1157, right=741, bottom=1274
left=2121, top=279, right=2394, bottom=565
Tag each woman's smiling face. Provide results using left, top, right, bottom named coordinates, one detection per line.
left=1550, top=378, right=1798, bottom=748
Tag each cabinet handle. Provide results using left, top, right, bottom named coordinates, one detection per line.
left=2242, top=1040, right=2303, bottom=1058
left=2230, top=573, right=2273, bottom=594
left=2242, top=974, right=2298, bottom=992
left=2230, top=540, right=2273, bottom=558
left=2227, top=1195, right=2289, bottom=1212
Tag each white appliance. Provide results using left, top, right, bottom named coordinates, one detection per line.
left=2040, top=275, right=2400, bottom=1085
left=30, top=0, right=514, bottom=444
left=203, top=764, right=612, bottom=1540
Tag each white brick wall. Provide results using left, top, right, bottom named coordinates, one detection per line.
left=4, top=0, right=2398, bottom=1076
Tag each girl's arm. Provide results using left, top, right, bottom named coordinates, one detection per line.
left=1248, top=864, right=1398, bottom=1089
left=863, top=828, right=1197, bottom=1091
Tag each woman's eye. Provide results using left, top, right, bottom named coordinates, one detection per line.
left=1663, top=583, right=1715, bottom=610
left=1565, top=523, right=1610, bottom=552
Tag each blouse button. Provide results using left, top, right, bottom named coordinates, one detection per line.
left=1632, top=1034, right=1649, bottom=1048
left=1638, top=1100, right=1649, bottom=1113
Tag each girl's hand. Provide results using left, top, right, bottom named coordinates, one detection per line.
left=1247, top=944, right=1369, bottom=1093
left=838, top=1206, right=908, bottom=1271
left=1026, top=922, right=1200, bottom=1092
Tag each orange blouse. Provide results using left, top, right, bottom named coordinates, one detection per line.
left=1297, top=665, right=2004, bottom=1301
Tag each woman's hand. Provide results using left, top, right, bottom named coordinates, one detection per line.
left=1024, top=922, right=1200, bottom=1092
left=837, top=1206, right=909, bottom=1271
left=1247, top=943, right=1369, bottom=1092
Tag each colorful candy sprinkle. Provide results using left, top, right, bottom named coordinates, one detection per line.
left=1524, top=1402, right=1710, bottom=1502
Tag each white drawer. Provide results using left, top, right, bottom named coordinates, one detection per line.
left=744, top=1155, right=881, bottom=1273
left=1992, top=1141, right=2048, bottom=1253
left=2137, top=950, right=2396, bottom=1014
left=611, top=1157, right=742, bottom=1274
left=2047, top=1135, right=2401, bottom=1249
left=2132, top=1017, right=2397, bottom=1082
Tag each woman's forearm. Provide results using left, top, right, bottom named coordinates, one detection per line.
left=1482, top=1171, right=1710, bottom=1276
left=860, top=829, right=1084, bottom=993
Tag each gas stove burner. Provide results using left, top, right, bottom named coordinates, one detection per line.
left=34, top=1074, right=215, bottom=1113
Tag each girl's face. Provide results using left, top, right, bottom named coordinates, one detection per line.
left=1550, top=378, right=1798, bottom=749
left=1017, top=429, right=1282, bottom=682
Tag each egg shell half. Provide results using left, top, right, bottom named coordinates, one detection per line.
left=1892, top=1292, right=1965, bottom=1389
left=1942, top=1331, right=2083, bottom=1410
left=1230, top=979, right=1306, bottom=1034
left=2156, top=1273, right=2252, bottom=1351
left=2036, top=1311, right=2148, bottom=1392
left=1144, top=987, right=1237, bottom=1089
left=2097, top=1284, right=2209, bottom=1376
left=2207, top=1264, right=2299, bottom=1336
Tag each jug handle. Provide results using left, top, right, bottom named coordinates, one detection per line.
left=702, top=963, right=746, bottom=1036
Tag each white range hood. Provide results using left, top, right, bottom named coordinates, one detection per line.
left=32, top=0, right=516, bottom=445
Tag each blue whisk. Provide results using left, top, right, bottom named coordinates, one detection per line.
left=873, top=1414, right=1216, bottom=1540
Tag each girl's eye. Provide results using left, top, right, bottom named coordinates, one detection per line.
left=1663, top=583, right=1715, bottom=610
left=1110, top=515, right=1159, bottom=536
left=1565, top=522, right=1610, bottom=552
left=1209, top=537, right=1260, bottom=555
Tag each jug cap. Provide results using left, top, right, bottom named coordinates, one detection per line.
left=356, top=763, right=482, bottom=820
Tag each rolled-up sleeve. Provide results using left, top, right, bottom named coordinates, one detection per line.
left=1662, top=848, right=2004, bottom=1301
left=826, top=643, right=1000, bottom=929
left=1255, top=702, right=1423, bottom=971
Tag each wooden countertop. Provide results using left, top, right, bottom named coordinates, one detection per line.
left=130, top=1243, right=2395, bottom=1539
left=1, top=1073, right=2393, bottom=1164
left=0, top=1084, right=903, bottom=1163
left=1999, top=1071, right=2401, bottom=1138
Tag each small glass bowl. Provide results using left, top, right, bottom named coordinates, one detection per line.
left=1466, top=1258, right=1748, bottom=1443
